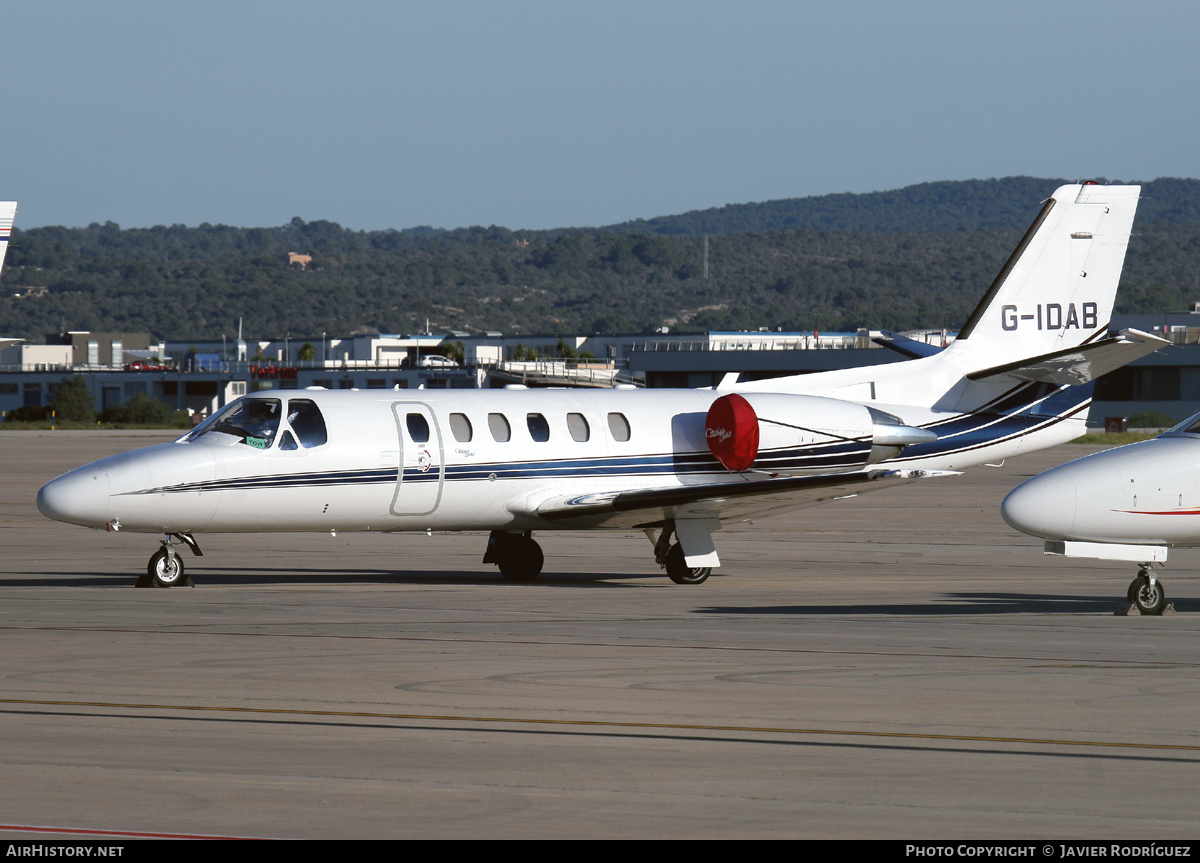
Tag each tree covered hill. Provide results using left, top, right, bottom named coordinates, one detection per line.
left=1, top=178, right=1198, bottom=342
left=603, top=177, right=1200, bottom=235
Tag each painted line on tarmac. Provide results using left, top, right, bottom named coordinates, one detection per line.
left=2, top=696, right=1199, bottom=754
left=0, top=625, right=1196, bottom=668
left=0, top=822, right=270, bottom=840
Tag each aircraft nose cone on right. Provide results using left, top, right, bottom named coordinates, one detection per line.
left=1001, top=469, right=1079, bottom=540
left=37, top=467, right=112, bottom=528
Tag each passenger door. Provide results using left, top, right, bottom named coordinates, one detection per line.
left=390, top=401, right=444, bottom=516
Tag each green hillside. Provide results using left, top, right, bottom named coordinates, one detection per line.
left=1, top=177, right=1197, bottom=342
left=603, top=177, right=1200, bottom=235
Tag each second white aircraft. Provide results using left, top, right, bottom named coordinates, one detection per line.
left=1002, top=415, right=1200, bottom=615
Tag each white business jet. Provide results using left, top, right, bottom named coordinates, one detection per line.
left=37, top=183, right=1166, bottom=588
left=1002, top=415, right=1200, bottom=615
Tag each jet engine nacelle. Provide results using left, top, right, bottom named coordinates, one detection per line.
left=705, top=392, right=935, bottom=475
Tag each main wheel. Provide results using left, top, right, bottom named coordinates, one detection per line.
left=148, top=548, right=185, bottom=587
left=1131, top=574, right=1166, bottom=615
left=665, top=543, right=711, bottom=585
left=498, top=536, right=544, bottom=582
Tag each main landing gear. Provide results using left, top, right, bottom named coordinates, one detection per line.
left=483, top=525, right=715, bottom=584
left=137, top=534, right=204, bottom=588
left=649, top=523, right=712, bottom=585
left=484, top=531, right=544, bottom=582
left=1127, top=566, right=1169, bottom=615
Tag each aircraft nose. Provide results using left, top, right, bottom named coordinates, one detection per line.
left=1001, top=469, right=1079, bottom=540
left=37, top=467, right=112, bottom=528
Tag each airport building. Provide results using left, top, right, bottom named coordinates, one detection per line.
left=2, top=316, right=1198, bottom=426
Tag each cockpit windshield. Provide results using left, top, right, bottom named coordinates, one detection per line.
left=185, top=396, right=327, bottom=450
left=1163, top=412, right=1200, bottom=437
left=187, top=398, right=282, bottom=448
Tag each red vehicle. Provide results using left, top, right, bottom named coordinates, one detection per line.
left=125, top=361, right=171, bottom=372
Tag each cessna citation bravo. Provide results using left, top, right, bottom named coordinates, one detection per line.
left=1002, top=416, right=1200, bottom=615
left=38, top=183, right=1167, bottom=588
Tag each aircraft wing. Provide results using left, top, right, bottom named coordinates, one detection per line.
left=965, top=328, right=1169, bottom=386
left=533, top=468, right=953, bottom=530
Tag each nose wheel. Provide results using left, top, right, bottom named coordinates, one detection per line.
left=1128, top=569, right=1167, bottom=615
left=136, top=534, right=202, bottom=588
left=148, top=548, right=187, bottom=587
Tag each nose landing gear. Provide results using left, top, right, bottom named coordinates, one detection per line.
left=137, top=534, right=203, bottom=588
left=1127, top=567, right=1169, bottom=615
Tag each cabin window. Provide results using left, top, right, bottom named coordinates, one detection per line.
left=607, top=412, right=631, bottom=442
left=406, top=413, right=431, bottom=443
left=187, top=397, right=282, bottom=448
left=286, top=399, right=327, bottom=448
left=488, top=412, right=511, bottom=442
left=449, top=413, right=473, bottom=442
left=279, top=430, right=299, bottom=451
left=527, top=412, right=550, bottom=442
left=567, top=412, right=590, bottom=442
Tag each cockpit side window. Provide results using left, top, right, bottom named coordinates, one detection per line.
left=188, top=398, right=282, bottom=448
left=287, top=399, right=328, bottom=448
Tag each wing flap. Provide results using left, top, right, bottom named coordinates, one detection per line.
left=965, top=328, right=1168, bottom=386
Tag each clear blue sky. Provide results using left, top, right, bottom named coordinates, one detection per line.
left=6, top=1, right=1198, bottom=231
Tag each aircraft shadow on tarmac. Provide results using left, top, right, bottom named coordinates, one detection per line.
left=3, top=568, right=662, bottom=588
left=4, top=573, right=1193, bottom=613
left=700, top=592, right=1197, bottom=615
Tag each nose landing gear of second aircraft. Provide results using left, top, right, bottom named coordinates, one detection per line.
left=1127, top=566, right=1170, bottom=615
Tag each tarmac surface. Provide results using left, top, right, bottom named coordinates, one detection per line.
left=2, top=430, right=1199, bottom=839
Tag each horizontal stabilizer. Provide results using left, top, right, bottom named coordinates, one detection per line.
left=871, top=331, right=944, bottom=359
left=965, top=329, right=1168, bottom=386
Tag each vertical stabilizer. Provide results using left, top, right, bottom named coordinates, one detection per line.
left=948, top=183, right=1140, bottom=371
left=0, top=202, right=15, bottom=277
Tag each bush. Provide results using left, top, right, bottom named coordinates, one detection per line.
left=4, top=404, right=53, bottom=422
left=1125, top=409, right=1179, bottom=429
left=100, top=392, right=177, bottom=426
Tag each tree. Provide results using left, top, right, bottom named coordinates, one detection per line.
left=50, top=376, right=95, bottom=423
left=298, top=342, right=317, bottom=361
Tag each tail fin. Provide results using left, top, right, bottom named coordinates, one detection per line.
left=947, top=183, right=1140, bottom=371
left=0, top=202, right=16, bottom=277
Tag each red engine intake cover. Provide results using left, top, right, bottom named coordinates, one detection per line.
left=705, top=393, right=760, bottom=472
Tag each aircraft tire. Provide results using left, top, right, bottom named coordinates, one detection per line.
left=498, top=536, right=543, bottom=583
left=1131, top=574, right=1166, bottom=615
left=148, top=549, right=186, bottom=588
left=665, top=543, right=711, bottom=585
